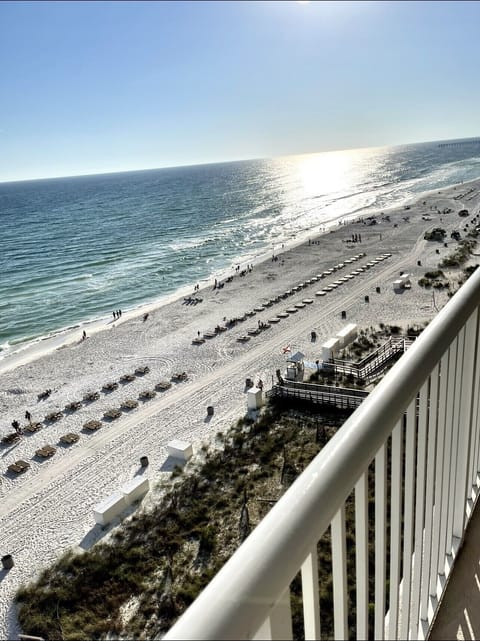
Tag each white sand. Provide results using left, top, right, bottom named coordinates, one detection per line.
left=1, top=178, right=479, bottom=637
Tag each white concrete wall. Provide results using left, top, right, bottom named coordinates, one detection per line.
left=93, top=491, right=127, bottom=526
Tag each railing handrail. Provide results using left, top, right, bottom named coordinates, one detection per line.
left=165, top=269, right=480, bottom=640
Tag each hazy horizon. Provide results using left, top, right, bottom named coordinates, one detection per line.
left=2, top=134, right=479, bottom=186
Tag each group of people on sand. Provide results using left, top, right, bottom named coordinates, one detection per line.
left=112, top=310, right=122, bottom=320
left=11, top=411, right=32, bottom=435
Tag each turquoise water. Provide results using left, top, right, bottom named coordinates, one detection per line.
left=1, top=138, right=480, bottom=357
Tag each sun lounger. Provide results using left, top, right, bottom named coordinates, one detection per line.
left=65, top=401, right=82, bottom=412
left=237, top=335, right=251, bottom=342
left=1, top=433, right=21, bottom=446
left=247, top=328, right=261, bottom=336
left=36, top=445, right=56, bottom=458
left=155, top=381, right=172, bottom=391
left=268, top=317, right=281, bottom=323
left=119, top=374, right=135, bottom=383
left=45, top=411, right=63, bottom=422
left=203, top=331, right=217, bottom=339
left=171, top=372, right=188, bottom=382
left=286, top=307, right=299, bottom=313
left=192, top=337, right=205, bottom=345
left=102, top=382, right=119, bottom=392
left=294, top=303, right=306, bottom=309
left=8, top=460, right=30, bottom=474
left=135, top=366, right=150, bottom=375
left=83, top=391, right=101, bottom=401
left=25, top=422, right=42, bottom=433
left=104, top=408, right=122, bottom=419
left=83, top=420, right=102, bottom=431
left=122, top=399, right=139, bottom=409
left=315, top=291, right=326, bottom=296
left=59, top=433, right=80, bottom=444
left=253, top=306, right=265, bottom=312
left=245, top=311, right=256, bottom=317
left=139, top=390, right=156, bottom=400
left=302, top=299, right=314, bottom=304
left=278, top=312, right=289, bottom=318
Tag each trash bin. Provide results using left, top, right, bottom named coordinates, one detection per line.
left=341, top=310, right=346, bottom=319
left=365, top=295, right=369, bottom=303
left=140, top=456, right=149, bottom=468
left=207, top=406, right=214, bottom=416
left=376, top=286, right=381, bottom=293
left=2, top=554, right=13, bottom=570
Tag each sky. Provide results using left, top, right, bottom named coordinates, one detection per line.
left=1, top=0, right=480, bottom=183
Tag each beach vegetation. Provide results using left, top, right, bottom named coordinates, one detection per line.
left=439, top=239, right=476, bottom=267
left=418, top=270, right=450, bottom=289
left=16, top=403, right=370, bottom=641
left=424, top=227, right=446, bottom=241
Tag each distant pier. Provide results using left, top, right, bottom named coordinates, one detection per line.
left=438, top=139, right=480, bottom=148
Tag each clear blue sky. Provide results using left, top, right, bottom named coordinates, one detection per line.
left=1, top=0, right=479, bottom=182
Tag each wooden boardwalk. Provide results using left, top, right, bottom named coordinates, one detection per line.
left=267, top=381, right=369, bottom=410
left=324, top=336, right=414, bottom=383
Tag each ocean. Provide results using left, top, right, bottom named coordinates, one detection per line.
left=1, top=138, right=480, bottom=359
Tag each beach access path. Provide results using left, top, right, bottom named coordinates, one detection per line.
left=1, top=178, right=479, bottom=638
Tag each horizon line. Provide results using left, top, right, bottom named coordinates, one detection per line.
left=1, top=135, right=478, bottom=186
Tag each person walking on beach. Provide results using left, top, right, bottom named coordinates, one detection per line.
left=82, top=330, right=87, bottom=341
left=25, top=410, right=31, bottom=423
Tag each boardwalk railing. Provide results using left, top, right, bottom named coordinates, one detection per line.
left=165, top=268, right=480, bottom=640
left=325, top=335, right=414, bottom=383
left=267, top=380, right=369, bottom=410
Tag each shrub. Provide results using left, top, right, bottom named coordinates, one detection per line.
left=424, top=270, right=444, bottom=279
left=424, top=228, right=446, bottom=241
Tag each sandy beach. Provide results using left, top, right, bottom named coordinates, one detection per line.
left=1, top=178, right=480, bottom=637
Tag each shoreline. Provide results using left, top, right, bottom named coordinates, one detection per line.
left=1, top=175, right=475, bottom=375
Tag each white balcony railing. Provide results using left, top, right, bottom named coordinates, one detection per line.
left=165, top=267, right=480, bottom=640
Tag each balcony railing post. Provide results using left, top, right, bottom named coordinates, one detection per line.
left=410, top=379, right=429, bottom=638
left=453, top=311, right=478, bottom=538
left=388, top=421, right=403, bottom=640
left=439, top=342, right=456, bottom=574
left=400, top=399, right=417, bottom=639
left=430, top=352, right=448, bottom=600
left=375, top=444, right=387, bottom=640
left=469, top=310, right=480, bottom=500
left=331, top=506, right=348, bottom=640
left=355, top=472, right=369, bottom=640
left=253, top=588, right=293, bottom=641
left=300, top=548, right=321, bottom=640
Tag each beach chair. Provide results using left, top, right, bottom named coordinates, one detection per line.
left=25, top=422, right=42, bottom=433
left=83, top=420, right=102, bottom=431
left=59, top=433, right=80, bottom=445
left=36, top=445, right=56, bottom=458
left=8, top=460, right=30, bottom=474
